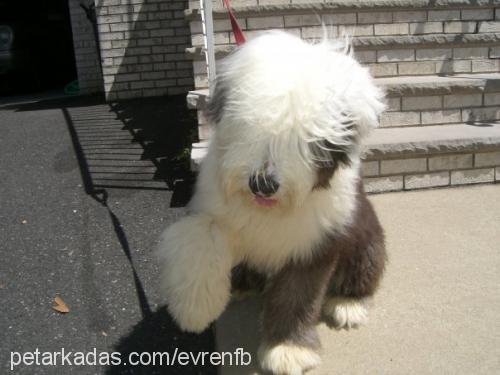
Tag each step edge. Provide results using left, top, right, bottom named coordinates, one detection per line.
left=185, top=0, right=500, bottom=20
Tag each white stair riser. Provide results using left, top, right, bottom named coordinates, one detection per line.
left=363, top=150, right=500, bottom=192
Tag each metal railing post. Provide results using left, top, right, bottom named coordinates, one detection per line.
left=200, top=0, right=216, bottom=94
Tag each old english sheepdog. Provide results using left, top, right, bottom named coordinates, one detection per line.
left=157, top=30, right=387, bottom=374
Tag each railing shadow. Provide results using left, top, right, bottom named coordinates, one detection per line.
left=3, top=94, right=211, bottom=374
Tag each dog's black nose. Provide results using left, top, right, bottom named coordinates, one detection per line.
left=249, top=173, right=280, bottom=197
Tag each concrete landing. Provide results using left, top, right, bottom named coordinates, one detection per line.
left=216, top=184, right=500, bottom=375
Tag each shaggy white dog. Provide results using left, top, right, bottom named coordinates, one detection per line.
left=157, top=31, right=386, bottom=374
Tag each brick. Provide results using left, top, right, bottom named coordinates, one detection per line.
left=436, top=60, right=471, bottom=74
left=374, top=23, right=409, bottom=35
left=381, top=158, right=427, bottom=174
left=141, top=71, right=165, bottom=80
left=398, top=61, right=435, bottom=75
left=190, top=21, right=203, bottom=34
left=377, top=49, right=415, bottom=62
left=429, top=154, right=473, bottom=171
left=151, top=29, right=176, bottom=37
left=405, top=172, right=450, bottom=189
left=475, top=151, right=500, bottom=167
left=109, top=22, right=134, bottom=32
left=198, top=124, right=213, bottom=141
left=247, top=16, right=284, bottom=30
left=126, top=64, right=153, bottom=73
left=444, top=21, right=477, bottom=33
left=453, top=47, right=489, bottom=59
left=130, top=81, right=155, bottom=89
left=428, top=10, right=460, bottom=21
left=98, top=15, right=122, bottom=24
left=284, top=14, right=321, bottom=27
left=463, top=107, right=500, bottom=122
left=100, top=32, right=125, bottom=41
left=213, top=19, right=246, bottom=32
left=177, top=77, right=194, bottom=86
left=354, top=50, right=377, bottom=63
left=107, top=5, right=134, bottom=14
left=386, top=97, right=401, bottom=111
left=484, top=93, right=500, bottom=106
left=368, top=63, right=398, bottom=77
left=421, top=110, right=461, bottom=125
left=416, top=48, right=453, bottom=61
left=349, top=25, right=374, bottom=36
left=154, top=79, right=177, bottom=88
left=115, top=73, right=140, bottom=82
left=334, top=25, right=372, bottom=37
left=194, top=75, right=208, bottom=89
left=461, top=9, right=494, bottom=20
left=451, top=168, right=495, bottom=185
left=98, top=24, right=111, bottom=33
left=380, top=111, right=420, bottom=127
left=361, top=161, right=379, bottom=177
left=322, top=13, right=357, bottom=25
left=491, top=47, right=500, bottom=58
left=192, top=61, right=207, bottom=75
left=472, top=60, right=500, bottom=72
left=392, top=11, right=427, bottom=23
left=478, top=21, right=500, bottom=32
left=101, top=48, right=126, bottom=58
left=364, top=176, right=404, bottom=193
left=444, top=94, right=483, bottom=108
left=111, top=39, right=132, bottom=48
left=410, top=22, right=443, bottom=34
left=402, top=96, right=442, bottom=111
left=358, top=12, right=392, bottom=24
left=301, top=26, right=327, bottom=39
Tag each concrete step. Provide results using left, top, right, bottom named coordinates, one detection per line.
left=186, top=0, right=500, bottom=88
left=187, top=74, right=500, bottom=134
left=190, top=123, right=500, bottom=192
left=187, top=33, right=500, bottom=82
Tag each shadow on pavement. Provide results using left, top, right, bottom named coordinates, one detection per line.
left=2, top=94, right=211, bottom=374
left=3, top=94, right=197, bottom=204
left=106, top=307, right=217, bottom=375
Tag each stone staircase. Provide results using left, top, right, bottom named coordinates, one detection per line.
left=185, top=0, right=500, bottom=192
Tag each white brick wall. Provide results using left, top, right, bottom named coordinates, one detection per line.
left=96, top=0, right=193, bottom=100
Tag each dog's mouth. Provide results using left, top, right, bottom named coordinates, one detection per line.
left=254, top=195, right=278, bottom=207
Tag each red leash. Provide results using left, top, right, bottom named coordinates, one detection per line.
left=222, top=0, right=246, bottom=45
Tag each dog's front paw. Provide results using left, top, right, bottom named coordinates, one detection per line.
left=322, top=297, right=368, bottom=330
left=157, top=215, right=232, bottom=333
left=258, top=342, right=321, bottom=375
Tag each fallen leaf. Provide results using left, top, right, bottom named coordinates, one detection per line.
left=53, top=296, right=70, bottom=313
left=101, top=331, right=108, bottom=337
left=21, top=220, right=27, bottom=224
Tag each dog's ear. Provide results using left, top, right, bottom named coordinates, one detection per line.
left=205, top=79, right=227, bottom=125
left=310, top=113, right=356, bottom=190
left=310, top=139, right=353, bottom=190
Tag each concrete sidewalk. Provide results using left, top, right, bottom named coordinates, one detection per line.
left=217, top=184, right=500, bottom=375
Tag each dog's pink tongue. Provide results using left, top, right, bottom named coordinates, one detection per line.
left=255, top=196, right=277, bottom=207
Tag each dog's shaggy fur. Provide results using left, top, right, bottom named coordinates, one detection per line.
left=157, top=31, right=387, bottom=374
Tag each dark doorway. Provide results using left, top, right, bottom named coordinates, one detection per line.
left=0, top=0, right=77, bottom=96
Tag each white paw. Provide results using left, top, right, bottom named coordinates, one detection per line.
left=156, top=214, right=232, bottom=333
left=258, top=343, right=321, bottom=375
left=323, top=297, right=368, bottom=330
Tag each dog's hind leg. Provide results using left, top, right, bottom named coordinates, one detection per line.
left=156, top=214, right=233, bottom=333
left=322, top=190, right=387, bottom=331
left=258, top=256, right=335, bottom=375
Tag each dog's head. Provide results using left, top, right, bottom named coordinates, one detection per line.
left=205, top=31, right=385, bottom=212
